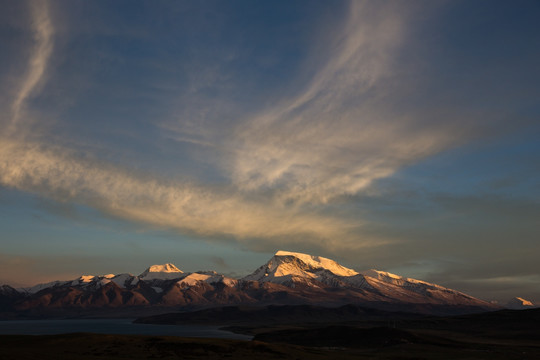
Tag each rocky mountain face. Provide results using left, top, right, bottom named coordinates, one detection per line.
left=0, top=285, right=24, bottom=311
left=0, top=251, right=498, bottom=316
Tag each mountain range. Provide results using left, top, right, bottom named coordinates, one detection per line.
left=0, top=250, right=528, bottom=317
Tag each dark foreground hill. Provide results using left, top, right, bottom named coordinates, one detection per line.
left=136, top=304, right=540, bottom=337
left=252, top=307, right=540, bottom=346
left=0, top=333, right=360, bottom=360
left=1, top=307, right=539, bottom=359
left=2, top=312, right=540, bottom=360
left=135, top=305, right=540, bottom=359
left=134, top=304, right=424, bottom=327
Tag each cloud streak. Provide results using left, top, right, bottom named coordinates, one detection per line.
left=0, top=1, right=454, bottom=256
left=226, top=2, right=458, bottom=206
left=2, top=0, right=535, bottom=269
left=1, top=1, right=398, bottom=256
left=0, top=141, right=368, bottom=251
left=8, top=1, right=53, bottom=133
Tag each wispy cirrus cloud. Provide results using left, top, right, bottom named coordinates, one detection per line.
left=3, top=1, right=526, bottom=261
left=0, top=1, right=444, bottom=255
left=227, top=1, right=458, bottom=206
left=1, top=1, right=393, bottom=257
left=0, top=140, right=368, bottom=250
left=8, top=1, right=53, bottom=133
left=1, top=0, right=539, bottom=303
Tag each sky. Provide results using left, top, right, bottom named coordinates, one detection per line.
left=0, top=0, right=539, bottom=304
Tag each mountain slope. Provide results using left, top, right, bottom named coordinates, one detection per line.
left=242, top=251, right=493, bottom=308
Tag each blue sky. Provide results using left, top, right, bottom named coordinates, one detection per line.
left=0, top=0, right=539, bottom=304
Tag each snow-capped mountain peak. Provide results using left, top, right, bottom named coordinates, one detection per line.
left=177, top=271, right=238, bottom=288
left=242, top=250, right=358, bottom=285
left=77, top=275, right=96, bottom=283
left=239, top=251, right=492, bottom=307
left=274, top=251, right=358, bottom=277
left=139, top=263, right=184, bottom=280
left=145, top=263, right=183, bottom=273
left=505, top=297, right=536, bottom=310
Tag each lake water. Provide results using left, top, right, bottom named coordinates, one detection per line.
left=0, top=319, right=252, bottom=340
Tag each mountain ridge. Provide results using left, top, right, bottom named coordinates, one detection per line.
left=0, top=250, right=499, bottom=316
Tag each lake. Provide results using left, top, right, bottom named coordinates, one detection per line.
left=0, top=319, right=252, bottom=340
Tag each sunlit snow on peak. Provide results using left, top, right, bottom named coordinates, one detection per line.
left=138, top=263, right=184, bottom=280
left=505, top=297, right=536, bottom=309
left=146, top=263, right=183, bottom=273
left=274, top=250, right=358, bottom=277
